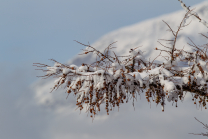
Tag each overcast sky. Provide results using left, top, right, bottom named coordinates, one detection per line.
left=0, top=0, right=207, bottom=139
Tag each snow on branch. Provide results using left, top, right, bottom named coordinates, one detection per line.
left=178, top=0, right=208, bottom=28
left=34, top=7, right=208, bottom=119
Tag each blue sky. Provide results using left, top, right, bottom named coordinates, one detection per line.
left=0, top=0, right=206, bottom=139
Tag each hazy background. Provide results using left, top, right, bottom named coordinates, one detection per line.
left=0, top=0, right=207, bottom=139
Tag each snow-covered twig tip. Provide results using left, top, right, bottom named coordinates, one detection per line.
left=178, top=0, right=208, bottom=28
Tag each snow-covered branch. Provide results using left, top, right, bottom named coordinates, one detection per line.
left=34, top=5, right=208, bottom=119
left=178, top=0, right=208, bottom=28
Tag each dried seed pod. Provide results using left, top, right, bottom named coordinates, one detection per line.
left=67, top=90, right=71, bottom=94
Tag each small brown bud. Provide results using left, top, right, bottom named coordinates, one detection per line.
left=67, top=90, right=71, bottom=94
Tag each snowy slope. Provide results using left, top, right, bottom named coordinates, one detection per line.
left=69, top=1, right=208, bottom=65
left=33, top=1, right=208, bottom=113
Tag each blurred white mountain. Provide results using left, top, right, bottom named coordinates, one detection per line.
left=69, top=1, right=208, bottom=66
